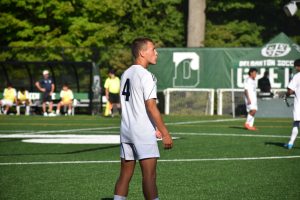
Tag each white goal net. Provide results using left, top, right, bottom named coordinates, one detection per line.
left=163, top=88, right=214, bottom=115
left=217, top=88, right=287, bottom=116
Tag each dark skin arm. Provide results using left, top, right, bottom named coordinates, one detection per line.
left=145, top=99, right=173, bottom=149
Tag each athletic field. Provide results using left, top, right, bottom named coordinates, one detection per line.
left=0, top=115, right=299, bottom=200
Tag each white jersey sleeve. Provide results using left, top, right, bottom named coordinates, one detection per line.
left=288, top=73, right=300, bottom=120
left=142, top=72, right=157, bottom=101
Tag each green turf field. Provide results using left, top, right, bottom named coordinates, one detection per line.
left=0, top=115, right=299, bottom=200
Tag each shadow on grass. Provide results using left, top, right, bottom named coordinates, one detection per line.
left=265, top=142, right=299, bottom=149
left=264, top=142, right=285, bottom=148
left=229, top=126, right=245, bottom=130
left=0, top=145, right=119, bottom=157
left=101, top=198, right=113, bottom=200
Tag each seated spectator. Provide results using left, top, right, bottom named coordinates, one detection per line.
left=56, top=83, right=74, bottom=116
left=16, top=87, right=31, bottom=116
left=0, top=83, right=17, bottom=115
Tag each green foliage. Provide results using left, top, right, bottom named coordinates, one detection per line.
left=206, top=0, right=300, bottom=46
left=0, top=0, right=299, bottom=81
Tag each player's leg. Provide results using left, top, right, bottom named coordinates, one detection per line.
left=4, top=105, right=10, bottom=115
left=249, top=109, right=256, bottom=127
left=56, top=102, right=62, bottom=115
left=245, top=102, right=257, bottom=130
left=48, top=101, right=53, bottom=113
left=67, top=102, right=72, bottom=115
left=16, top=100, right=21, bottom=115
left=25, top=100, right=30, bottom=115
left=114, top=158, right=136, bottom=199
left=286, top=121, right=300, bottom=149
left=139, top=158, right=158, bottom=200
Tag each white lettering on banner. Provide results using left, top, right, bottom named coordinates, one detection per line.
left=173, top=52, right=200, bottom=87
left=277, top=60, right=294, bottom=67
left=285, top=68, right=291, bottom=88
left=239, top=59, right=276, bottom=67
left=237, top=68, right=282, bottom=88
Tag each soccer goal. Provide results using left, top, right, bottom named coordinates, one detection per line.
left=163, top=88, right=214, bottom=115
left=217, top=88, right=288, bottom=116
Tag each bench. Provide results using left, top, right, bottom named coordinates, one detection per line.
left=0, top=92, right=92, bottom=115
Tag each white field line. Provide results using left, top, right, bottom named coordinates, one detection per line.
left=0, top=132, right=292, bottom=139
left=0, top=126, right=120, bottom=135
left=173, top=132, right=293, bottom=138
left=1, top=155, right=300, bottom=166
left=165, top=118, right=243, bottom=125
left=0, top=118, right=243, bottom=135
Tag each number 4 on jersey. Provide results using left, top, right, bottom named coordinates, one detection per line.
left=122, top=79, right=130, bottom=101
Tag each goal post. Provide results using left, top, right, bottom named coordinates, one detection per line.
left=163, top=88, right=214, bottom=115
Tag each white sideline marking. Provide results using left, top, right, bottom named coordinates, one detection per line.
left=1, top=155, right=300, bottom=166
left=166, top=118, right=243, bottom=125
left=173, top=132, right=293, bottom=138
left=0, top=118, right=243, bottom=135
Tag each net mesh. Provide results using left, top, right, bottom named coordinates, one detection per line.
left=167, top=90, right=213, bottom=115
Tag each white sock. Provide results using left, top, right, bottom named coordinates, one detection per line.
left=246, top=114, right=253, bottom=125
left=250, top=116, right=255, bottom=127
left=289, top=125, right=299, bottom=145
left=113, top=195, right=126, bottom=200
left=153, top=198, right=159, bottom=200
left=68, top=109, right=72, bottom=115
left=25, top=106, right=30, bottom=115
left=56, top=109, right=60, bottom=114
left=16, top=106, right=20, bottom=115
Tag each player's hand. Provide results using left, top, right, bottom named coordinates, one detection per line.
left=41, top=88, right=46, bottom=92
left=162, top=133, right=173, bottom=149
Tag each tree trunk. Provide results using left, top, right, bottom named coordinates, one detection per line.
left=187, top=0, right=206, bottom=47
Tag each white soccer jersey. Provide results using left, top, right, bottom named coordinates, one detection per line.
left=288, top=72, right=300, bottom=120
left=244, top=76, right=257, bottom=106
left=120, top=65, right=157, bottom=145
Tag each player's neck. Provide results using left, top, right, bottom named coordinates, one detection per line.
left=134, top=59, right=148, bottom=69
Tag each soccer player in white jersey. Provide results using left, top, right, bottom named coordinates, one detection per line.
left=244, top=68, right=258, bottom=131
left=113, top=37, right=173, bottom=200
left=284, top=59, right=300, bottom=149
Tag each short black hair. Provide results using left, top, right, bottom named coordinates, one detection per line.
left=248, top=68, right=258, bottom=75
left=294, top=59, right=300, bottom=67
left=131, top=37, right=154, bottom=59
left=7, top=82, right=13, bottom=87
left=109, top=69, right=115, bottom=74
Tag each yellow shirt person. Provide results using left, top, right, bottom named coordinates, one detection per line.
left=16, top=88, right=31, bottom=116
left=104, top=69, right=121, bottom=117
left=56, top=84, right=74, bottom=116
left=104, top=76, right=120, bottom=94
left=60, top=89, right=74, bottom=104
left=0, top=83, right=17, bottom=115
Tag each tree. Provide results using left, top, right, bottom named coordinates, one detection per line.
left=187, top=0, right=206, bottom=47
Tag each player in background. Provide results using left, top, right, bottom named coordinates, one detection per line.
left=56, top=83, right=74, bottom=116
left=244, top=68, right=258, bottom=131
left=104, top=69, right=121, bottom=117
left=16, top=87, right=31, bottom=116
left=35, top=70, right=55, bottom=116
left=0, top=83, right=17, bottom=115
left=113, top=37, right=173, bottom=200
left=284, top=59, right=300, bottom=149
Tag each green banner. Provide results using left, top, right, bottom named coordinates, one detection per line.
left=150, top=47, right=293, bottom=91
